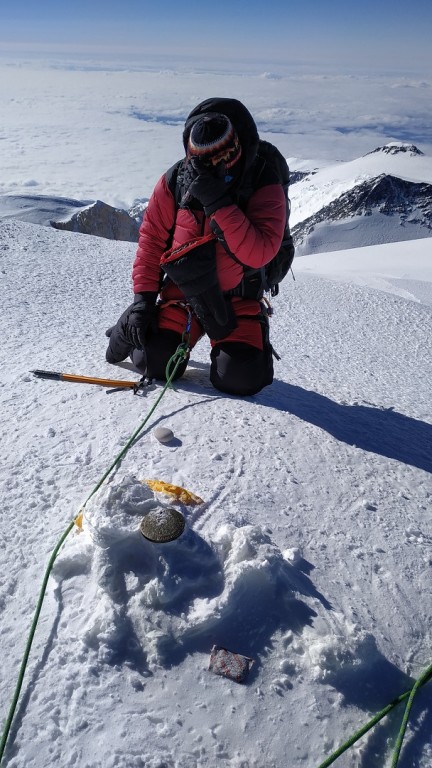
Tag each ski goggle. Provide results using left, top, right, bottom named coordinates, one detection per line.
left=188, top=139, right=242, bottom=170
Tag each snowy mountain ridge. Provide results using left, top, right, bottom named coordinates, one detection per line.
left=0, top=194, right=141, bottom=241
left=292, top=172, right=432, bottom=255
left=365, top=143, right=424, bottom=157
left=290, top=142, right=432, bottom=255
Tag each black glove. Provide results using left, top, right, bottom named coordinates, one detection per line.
left=188, top=160, right=233, bottom=216
left=178, top=160, right=199, bottom=208
left=126, top=292, right=158, bottom=349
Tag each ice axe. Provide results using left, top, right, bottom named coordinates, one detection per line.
left=31, top=369, right=150, bottom=394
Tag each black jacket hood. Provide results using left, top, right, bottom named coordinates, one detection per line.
left=183, top=97, right=260, bottom=176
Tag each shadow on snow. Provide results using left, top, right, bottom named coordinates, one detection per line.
left=260, top=381, right=432, bottom=474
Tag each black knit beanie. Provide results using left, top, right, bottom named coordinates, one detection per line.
left=187, top=114, right=242, bottom=169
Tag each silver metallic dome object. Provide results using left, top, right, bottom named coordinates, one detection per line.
left=139, top=506, right=185, bottom=543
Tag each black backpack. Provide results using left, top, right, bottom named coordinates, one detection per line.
left=166, top=138, right=295, bottom=299
left=235, top=139, right=295, bottom=297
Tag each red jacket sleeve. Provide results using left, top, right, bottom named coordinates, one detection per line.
left=132, top=174, right=176, bottom=294
left=210, top=183, right=286, bottom=269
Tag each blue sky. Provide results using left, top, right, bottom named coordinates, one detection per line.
left=1, top=0, right=432, bottom=69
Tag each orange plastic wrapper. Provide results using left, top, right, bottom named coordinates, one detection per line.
left=144, top=479, right=204, bottom=506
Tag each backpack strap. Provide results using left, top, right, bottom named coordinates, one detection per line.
left=165, top=156, right=260, bottom=287
left=210, top=151, right=281, bottom=299
left=164, top=150, right=289, bottom=300
left=166, top=159, right=202, bottom=210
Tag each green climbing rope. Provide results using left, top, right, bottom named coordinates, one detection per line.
left=0, top=521, right=74, bottom=765
left=0, top=343, right=189, bottom=766
left=390, top=662, right=432, bottom=767
left=318, top=662, right=432, bottom=768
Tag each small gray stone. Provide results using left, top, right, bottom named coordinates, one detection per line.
left=153, top=426, right=174, bottom=444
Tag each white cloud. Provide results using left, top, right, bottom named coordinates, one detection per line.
left=0, top=54, right=431, bottom=207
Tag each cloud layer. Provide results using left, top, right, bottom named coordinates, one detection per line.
left=1, top=54, right=431, bottom=208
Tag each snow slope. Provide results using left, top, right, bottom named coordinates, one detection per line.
left=1, top=220, right=431, bottom=768
left=289, top=144, right=432, bottom=228
left=289, top=144, right=432, bottom=257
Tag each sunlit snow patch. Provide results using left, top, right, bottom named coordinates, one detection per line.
left=83, top=474, right=157, bottom=548
left=55, top=475, right=316, bottom=673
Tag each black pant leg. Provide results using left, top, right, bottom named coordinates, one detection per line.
left=106, top=303, right=189, bottom=379
left=105, top=304, right=134, bottom=364
left=210, top=337, right=274, bottom=396
left=135, top=329, right=189, bottom=380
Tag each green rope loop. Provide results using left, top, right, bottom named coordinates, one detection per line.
left=165, top=341, right=190, bottom=385
left=390, top=663, right=432, bottom=767
left=0, top=346, right=187, bottom=766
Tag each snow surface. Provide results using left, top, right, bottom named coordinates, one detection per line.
left=1, top=219, right=431, bottom=767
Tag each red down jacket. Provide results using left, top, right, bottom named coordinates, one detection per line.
left=132, top=172, right=286, bottom=297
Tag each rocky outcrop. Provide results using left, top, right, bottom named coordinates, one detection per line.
left=290, top=170, right=313, bottom=184
left=365, top=143, right=424, bottom=157
left=128, top=199, right=148, bottom=225
left=0, top=194, right=92, bottom=227
left=0, top=194, right=141, bottom=242
left=51, top=200, right=139, bottom=241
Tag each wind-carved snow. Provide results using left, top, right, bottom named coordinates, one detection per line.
left=54, top=475, right=321, bottom=674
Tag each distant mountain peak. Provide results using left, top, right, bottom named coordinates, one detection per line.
left=366, top=143, right=424, bottom=157
left=292, top=172, right=432, bottom=255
